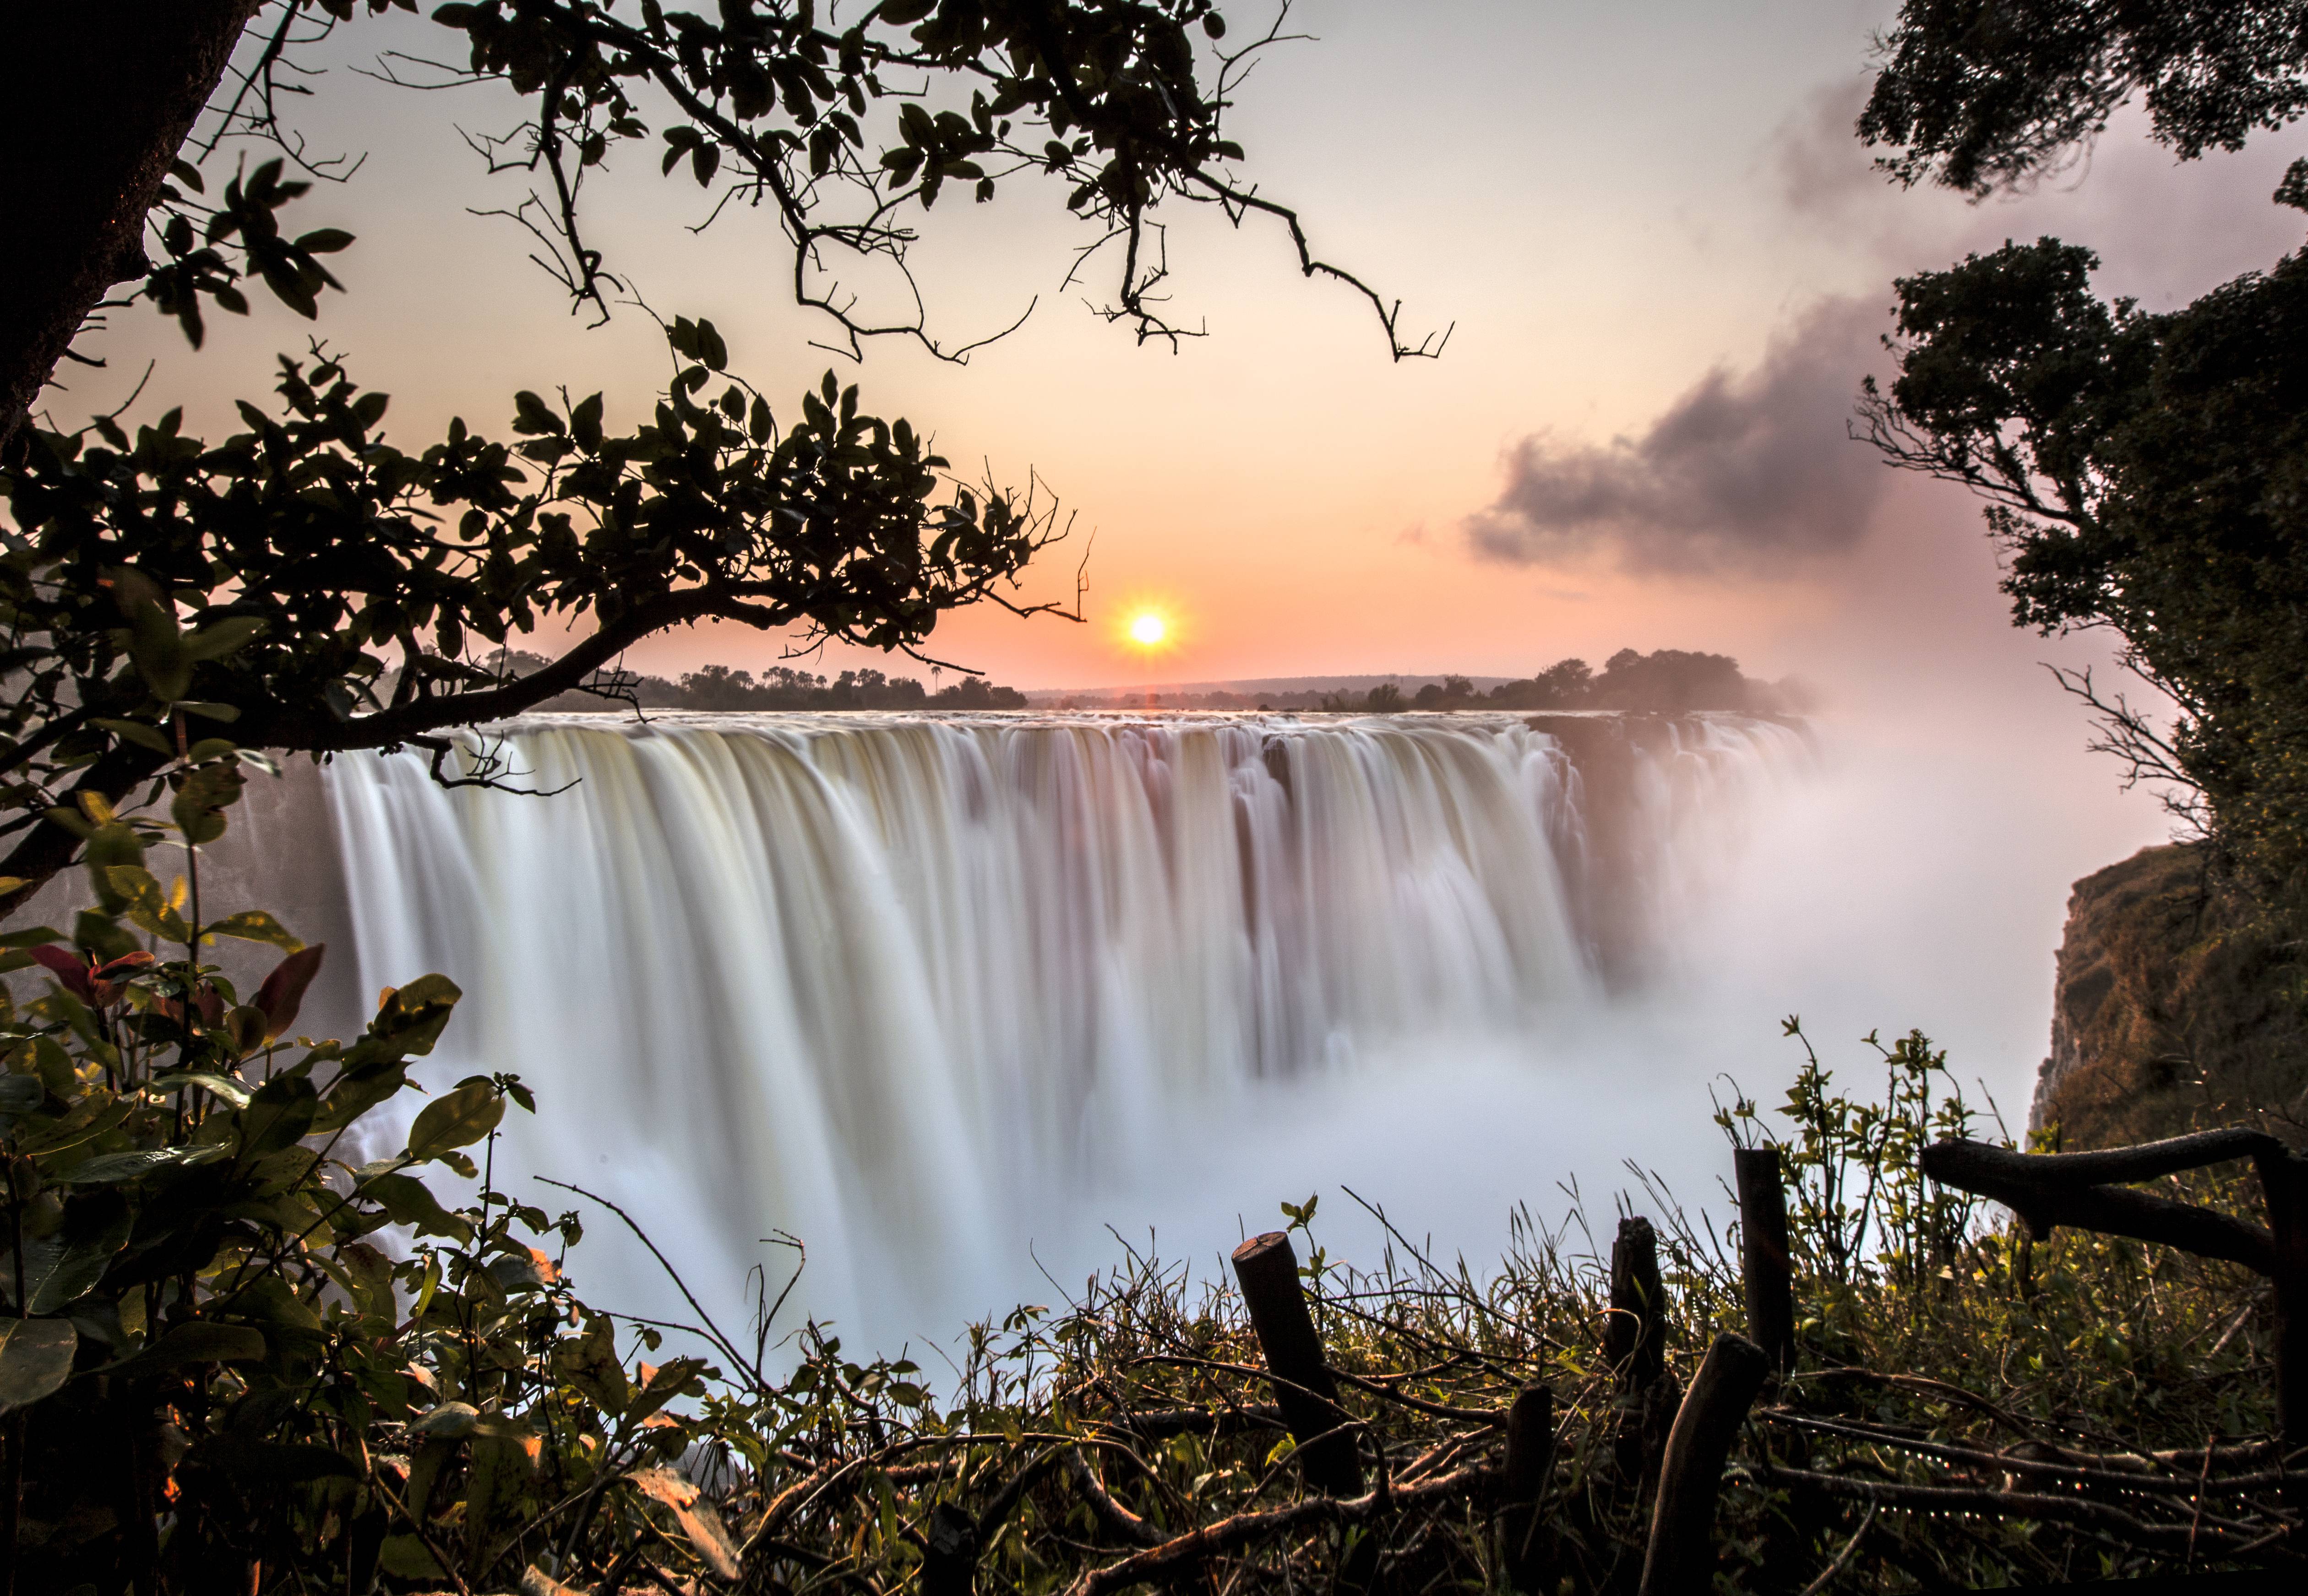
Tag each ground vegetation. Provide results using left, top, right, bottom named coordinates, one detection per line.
left=1, top=741, right=2294, bottom=1593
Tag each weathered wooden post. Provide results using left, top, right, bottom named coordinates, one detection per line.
left=2255, top=1142, right=2308, bottom=1496
left=1497, top=1385, right=1555, bottom=1595
left=1606, top=1216, right=1675, bottom=1495
left=1922, top=1129, right=2307, bottom=1468
left=1231, top=1231, right=1364, bottom=1496
left=1733, top=1148, right=1796, bottom=1374
left=1635, top=1334, right=1770, bottom=1596
left=1606, top=1217, right=1666, bottom=1393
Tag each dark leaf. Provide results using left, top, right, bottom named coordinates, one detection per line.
left=0, top=1319, right=76, bottom=1415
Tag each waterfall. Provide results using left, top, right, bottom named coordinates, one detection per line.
left=324, top=710, right=1806, bottom=1342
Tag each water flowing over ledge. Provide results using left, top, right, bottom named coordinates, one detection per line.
left=323, top=711, right=1807, bottom=1343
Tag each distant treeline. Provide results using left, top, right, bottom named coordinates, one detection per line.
left=484, top=647, right=1791, bottom=715
left=489, top=651, right=1029, bottom=712
left=1426, top=649, right=1801, bottom=713
left=1050, top=649, right=1804, bottom=714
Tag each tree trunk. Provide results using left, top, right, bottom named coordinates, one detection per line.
left=0, top=0, right=264, bottom=450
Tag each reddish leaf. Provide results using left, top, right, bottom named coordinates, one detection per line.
left=27, top=946, right=93, bottom=1004
left=255, top=943, right=326, bottom=1040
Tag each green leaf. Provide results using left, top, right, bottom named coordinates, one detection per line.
left=368, top=973, right=461, bottom=1055
left=106, top=1319, right=267, bottom=1377
left=147, top=1070, right=252, bottom=1109
left=115, top=571, right=191, bottom=701
left=378, top=1534, right=446, bottom=1581
left=239, top=1074, right=318, bottom=1160
left=571, top=392, right=604, bottom=451
left=100, top=865, right=189, bottom=943
left=512, top=391, right=565, bottom=437
left=183, top=616, right=266, bottom=662
left=0, top=1319, right=77, bottom=1415
left=620, top=1356, right=707, bottom=1432
left=204, top=910, right=304, bottom=952
left=54, top=1145, right=217, bottom=1186
left=19, top=1190, right=131, bottom=1313
left=170, top=759, right=245, bottom=846
left=405, top=1081, right=502, bottom=1161
left=696, top=320, right=728, bottom=371
left=311, top=1060, right=408, bottom=1136
left=0, top=1076, right=44, bottom=1115
left=91, top=718, right=174, bottom=755
left=293, top=228, right=355, bottom=254
left=361, top=1170, right=470, bottom=1242
left=408, top=1400, right=479, bottom=1438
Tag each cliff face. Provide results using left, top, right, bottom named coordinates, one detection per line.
left=2033, top=843, right=2308, bottom=1146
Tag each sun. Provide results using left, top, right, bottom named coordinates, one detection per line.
left=1128, top=610, right=1168, bottom=647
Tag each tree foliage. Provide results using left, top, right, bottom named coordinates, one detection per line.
left=1859, top=0, right=2308, bottom=196
left=145, top=0, right=1440, bottom=360
left=1857, top=2, right=2308, bottom=946
left=0, top=324, right=1059, bottom=906
left=1862, top=237, right=2308, bottom=902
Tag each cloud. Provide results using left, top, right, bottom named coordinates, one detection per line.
left=1465, top=298, right=1892, bottom=574
left=1774, top=73, right=1888, bottom=223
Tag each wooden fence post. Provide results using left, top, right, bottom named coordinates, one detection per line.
left=1635, top=1334, right=1770, bottom=1596
left=1733, top=1148, right=1796, bottom=1374
left=1231, top=1231, right=1364, bottom=1497
left=1607, top=1216, right=1677, bottom=1498
left=1922, top=1127, right=2308, bottom=1500
left=1497, top=1385, right=1555, bottom=1595
left=1606, top=1218, right=1666, bottom=1394
left=2257, top=1144, right=2308, bottom=1491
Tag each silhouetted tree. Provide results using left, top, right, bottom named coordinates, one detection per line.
left=1856, top=3, right=2308, bottom=910
left=1859, top=0, right=2308, bottom=198
left=1862, top=238, right=2308, bottom=901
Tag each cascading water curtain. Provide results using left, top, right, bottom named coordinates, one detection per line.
left=326, top=712, right=1806, bottom=1342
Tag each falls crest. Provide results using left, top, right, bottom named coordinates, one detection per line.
left=325, top=711, right=1803, bottom=1337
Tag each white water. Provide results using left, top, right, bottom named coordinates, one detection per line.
left=325, top=711, right=1806, bottom=1346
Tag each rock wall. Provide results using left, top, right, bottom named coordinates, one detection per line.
left=2032, top=842, right=2308, bottom=1146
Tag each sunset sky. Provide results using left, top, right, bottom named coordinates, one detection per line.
left=60, top=1, right=2304, bottom=702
